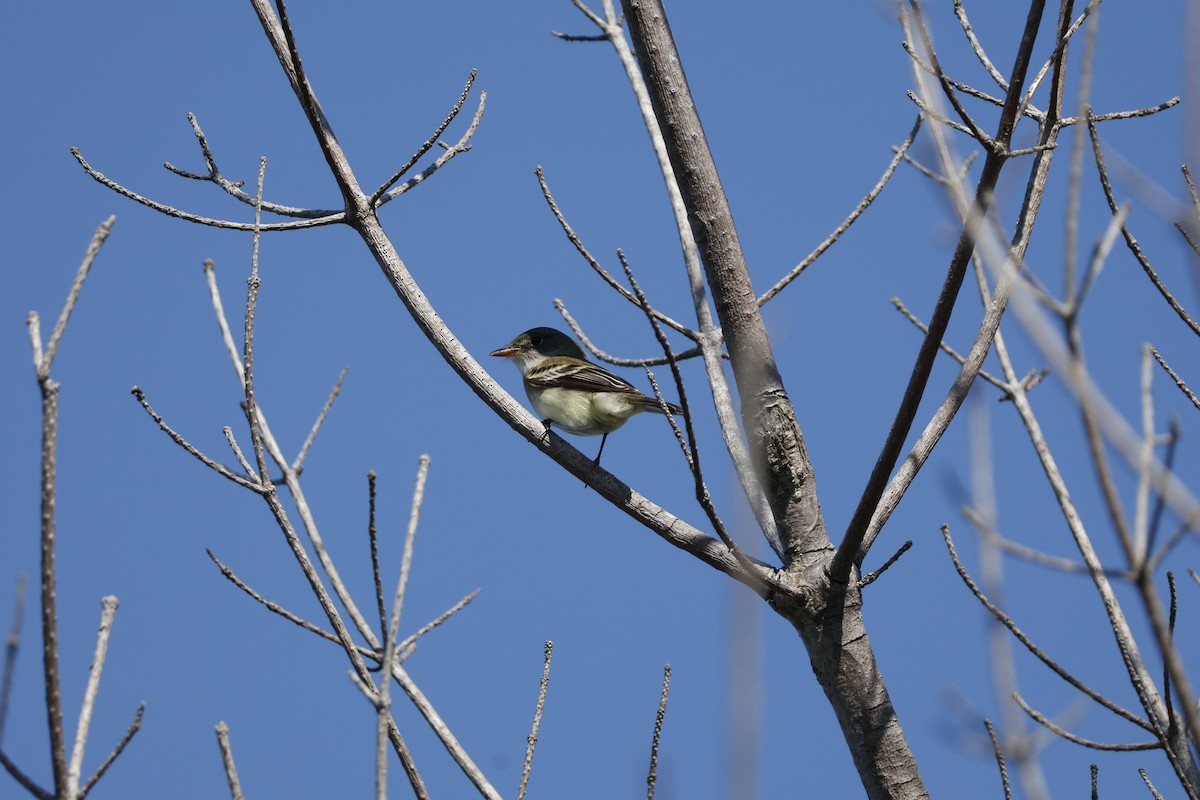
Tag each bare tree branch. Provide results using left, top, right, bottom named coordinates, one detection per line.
left=646, top=663, right=671, bottom=800
left=518, top=642, right=553, bottom=800
left=214, top=722, right=246, bottom=800
left=758, top=115, right=924, bottom=305
left=839, top=0, right=1061, bottom=578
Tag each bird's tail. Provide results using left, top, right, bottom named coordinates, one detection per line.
left=639, top=395, right=683, bottom=416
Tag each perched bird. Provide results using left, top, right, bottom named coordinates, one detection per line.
left=490, top=327, right=683, bottom=465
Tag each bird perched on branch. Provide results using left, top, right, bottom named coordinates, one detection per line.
left=490, top=327, right=683, bottom=465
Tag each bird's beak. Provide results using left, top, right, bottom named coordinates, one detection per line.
left=490, top=345, right=520, bottom=358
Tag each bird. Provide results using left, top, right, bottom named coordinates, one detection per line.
left=490, top=327, right=683, bottom=465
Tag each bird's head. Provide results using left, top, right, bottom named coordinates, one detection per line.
left=490, top=327, right=588, bottom=369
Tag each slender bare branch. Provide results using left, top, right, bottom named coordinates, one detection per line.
left=292, top=366, right=348, bottom=473
left=0, top=576, right=26, bottom=741
left=646, top=664, right=671, bottom=800
left=214, top=722, right=246, bottom=800
left=395, top=589, right=481, bottom=658
left=369, top=70, right=478, bottom=205
left=131, top=387, right=266, bottom=493
left=941, top=525, right=1153, bottom=731
left=1141, top=768, right=1166, bottom=800
left=518, top=642, right=553, bottom=800
left=39, top=218, right=115, bottom=378
left=29, top=218, right=121, bottom=799
left=1088, top=113, right=1200, bottom=337
left=889, top=298, right=1008, bottom=392
left=73, top=148, right=342, bottom=231
left=554, top=300, right=704, bottom=366
left=1060, top=97, right=1180, bottom=127
left=758, top=115, right=923, bottom=305
left=367, top=472, right=387, bottom=636
left=839, top=0, right=1060, bottom=579
left=983, top=719, right=1012, bottom=800
left=856, top=541, right=914, bottom=590
left=388, top=661, right=499, bottom=800
left=164, top=112, right=336, bottom=218
left=208, top=549, right=372, bottom=656
left=223, top=427, right=259, bottom=482
left=1152, top=348, right=1200, bottom=411
left=67, top=597, right=120, bottom=796
left=375, top=456, right=432, bottom=799
left=0, top=748, right=52, bottom=800
left=77, top=703, right=144, bottom=800
left=535, top=166, right=696, bottom=339
left=620, top=251, right=764, bottom=584
left=376, top=91, right=487, bottom=208
left=1013, top=694, right=1159, bottom=751
left=906, top=0, right=997, bottom=150
left=954, top=0, right=1009, bottom=89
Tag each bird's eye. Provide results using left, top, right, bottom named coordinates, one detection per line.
left=530, top=335, right=542, bottom=346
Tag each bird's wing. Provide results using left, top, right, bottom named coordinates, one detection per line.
left=526, top=359, right=643, bottom=395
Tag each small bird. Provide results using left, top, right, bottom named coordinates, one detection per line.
left=490, top=327, right=683, bottom=465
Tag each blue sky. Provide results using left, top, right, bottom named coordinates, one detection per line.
left=2, top=2, right=1198, bottom=798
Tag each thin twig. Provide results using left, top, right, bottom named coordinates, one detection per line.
left=388, top=455, right=431, bottom=647
left=208, top=549, right=359, bottom=650
left=535, top=166, right=695, bottom=339
left=941, top=525, right=1153, bottom=731
left=29, top=217, right=118, bottom=799
left=1059, top=97, right=1180, bottom=128
left=375, top=455, right=431, bottom=799
left=758, top=115, right=923, bottom=305
left=1163, top=572, right=1178, bottom=739
left=954, top=0, right=1009, bottom=89
left=983, top=719, right=1012, bottom=800
left=518, top=642, right=553, bottom=800
left=0, top=748, right=51, bottom=800
left=164, top=112, right=334, bottom=218
left=205, top=256, right=380, bottom=650
left=646, top=664, right=671, bottom=800
left=620, top=252, right=760, bottom=580
left=856, top=541, right=913, bottom=590
left=292, top=366, right=348, bottom=473
left=1088, top=112, right=1200, bottom=337
left=1151, top=349, right=1200, bottom=411
left=1013, top=694, right=1159, bottom=751
left=1133, top=344, right=1157, bottom=561
left=370, top=70, right=478, bottom=205
left=368, top=472, right=387, bottom=636
left=395, top=590, right=481, bottom=657
left=890, top=298, right=1008, bottom=392
left=73, top=147, right=341, bottom=231
left=214, top=722, right=246, bottom=800
left=376, top=91, right=487, bottom=208
left=906, top=0, right=996, bottom=150
left=1140, top=768, right=1166, bottom=800
left=131, top=387, right=266, bottom=493
left=40, top=218, right=115, bottom=379
left=0, top=576, right=26, bottom=741
left=77, top=703, right=144, bottom=800
left=233, top=14, right=433, bottom=789
left=555, top=300, right=705, bottom=367
left=223, top=427, right=259, bottom=482
left=67, top=596, right=120, bottom=796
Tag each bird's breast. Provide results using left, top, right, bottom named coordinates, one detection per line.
left=526, top=385, right=642, bottom=435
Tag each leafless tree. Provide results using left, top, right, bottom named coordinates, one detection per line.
left=6, top=1, right=1198, bottom=798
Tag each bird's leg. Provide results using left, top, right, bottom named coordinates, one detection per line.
left=593, top=433, right=609, bottom=466
left=540, top=419, right=554, bottom=444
